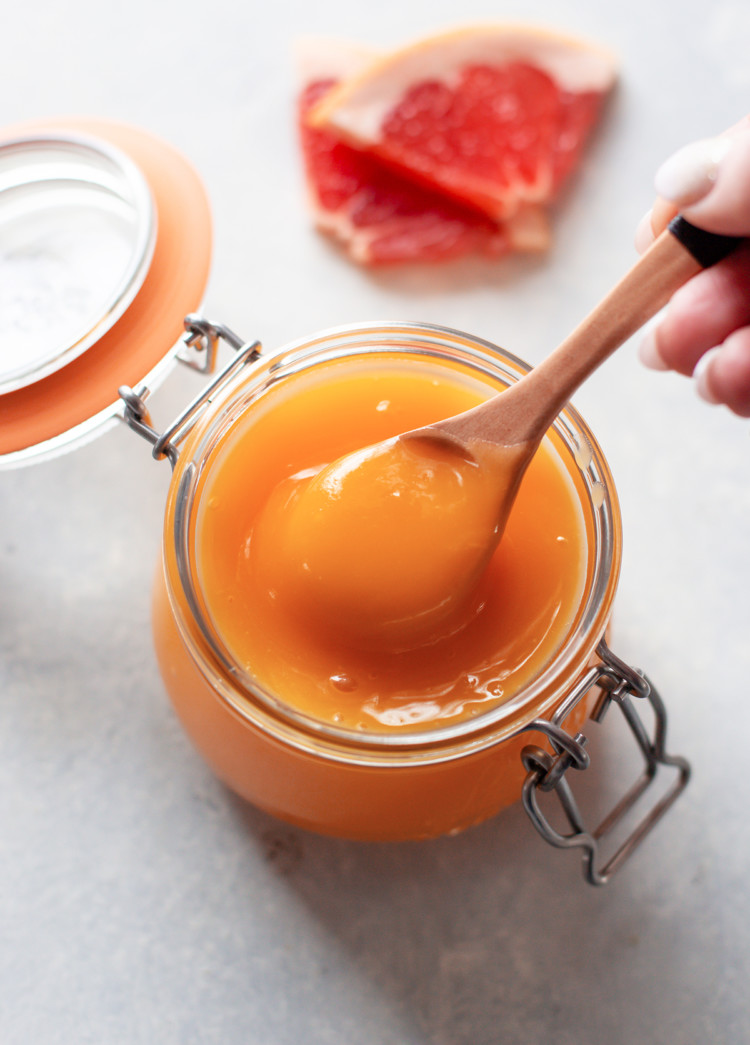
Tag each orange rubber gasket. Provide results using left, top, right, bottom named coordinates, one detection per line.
left=0, top=117, right=212, bottom=456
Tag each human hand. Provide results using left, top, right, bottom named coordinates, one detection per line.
left=636, top=117, right=750, bottom=416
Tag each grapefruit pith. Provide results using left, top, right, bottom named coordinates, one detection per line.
left=308, top=25, right=617, bottom=224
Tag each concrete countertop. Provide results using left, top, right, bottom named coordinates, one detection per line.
left=2, top=1, right=750, bottom=1042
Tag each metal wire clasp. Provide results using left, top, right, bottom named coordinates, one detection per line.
left=118, top=315, right=260, bottom=467
left=520, top=639, right=690, bottom=886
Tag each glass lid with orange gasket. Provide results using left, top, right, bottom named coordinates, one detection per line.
left=0, top=118, right=212, bottom=467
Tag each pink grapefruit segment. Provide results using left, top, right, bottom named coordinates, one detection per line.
left=309, top=25, right=617, bottom=223
left=297, top=44, right=515, bottom=265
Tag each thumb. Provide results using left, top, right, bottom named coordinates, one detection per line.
left=655, top=120, right=750, bottom=237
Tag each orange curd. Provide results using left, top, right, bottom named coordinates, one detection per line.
left=249, top=428, right=538, bottom=652
left=152, top=325, right=620, bottom=840
left=198, top=359, right=585, bottom=728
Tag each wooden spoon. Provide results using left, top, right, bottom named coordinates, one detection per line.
left=404, top=217, right=741, bottom=538
left=263, top=218, right=739, bottom=652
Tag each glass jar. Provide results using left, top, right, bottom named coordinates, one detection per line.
left=1, top=122, right=689, bottom=886
left=138, top=320, right=689, bottom=885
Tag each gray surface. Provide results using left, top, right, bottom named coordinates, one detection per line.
left=3, top=0, right=750, bottom=1042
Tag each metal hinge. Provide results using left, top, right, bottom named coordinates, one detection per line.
left=520, top=639, right=690, bottom=886
left=118, top=314, right=260, bottom=467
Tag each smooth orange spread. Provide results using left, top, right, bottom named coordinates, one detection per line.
left=196, top=355, right=586, bottom=733
left=253, top=433, right=517, bottom=651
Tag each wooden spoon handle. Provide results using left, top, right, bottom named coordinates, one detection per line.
left=446, top=219, right=741, bottom=448
left=523, top=218, right=741, bottom=427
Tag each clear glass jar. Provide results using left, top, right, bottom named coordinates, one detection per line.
left=0, top=121, right=692, bottom=885
left=152, top=321, right=630, bottom=846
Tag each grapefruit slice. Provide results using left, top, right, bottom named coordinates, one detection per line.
left=297, top=40, right=517, bottom=265
left=308, top=25, right=617, bottom=223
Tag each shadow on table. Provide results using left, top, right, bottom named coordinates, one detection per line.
left=223, top=703, right=693, bottom=1045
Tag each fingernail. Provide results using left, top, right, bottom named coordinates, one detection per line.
left=693, top=347, right=722, bottom=404
left=654, top=136, right=731, bottom=207
left=638, top=328, right=669, bottom=371
left=634, top=209, right=655, bottom=254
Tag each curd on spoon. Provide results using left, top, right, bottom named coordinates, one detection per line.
left=250, top=430, right=526, bottom=651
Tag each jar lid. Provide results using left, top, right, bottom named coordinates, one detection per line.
left=0, top=118, right=212, bottom=467
left=0, top=133, right=156, bottom=393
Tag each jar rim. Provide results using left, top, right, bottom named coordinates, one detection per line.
left=163, top=321, right=622, bottom=760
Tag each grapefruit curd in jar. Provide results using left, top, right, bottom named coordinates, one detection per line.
left=152, top=329, right=617, bottom=841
